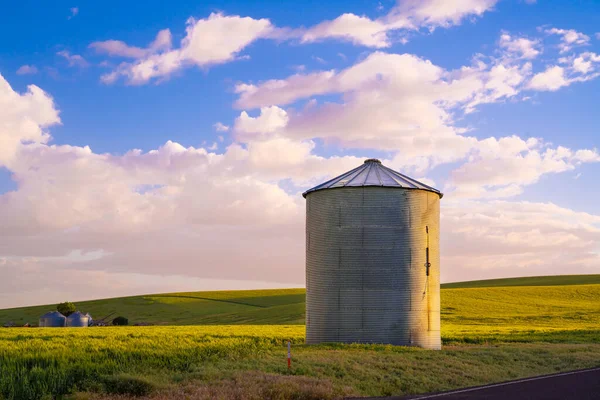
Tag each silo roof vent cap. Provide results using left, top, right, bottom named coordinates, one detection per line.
left=364, top=158, right=381, bottom=164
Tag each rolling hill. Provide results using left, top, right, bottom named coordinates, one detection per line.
left=441, top=274, right=600, bottom=288
left=1, top=275, right=599, bottom=328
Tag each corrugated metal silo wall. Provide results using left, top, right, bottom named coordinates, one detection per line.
left=66, top=317, right=89, bottom=327
left=39, top=316, right=66, bottom=328
left=305, top=187, right=440, bottom=349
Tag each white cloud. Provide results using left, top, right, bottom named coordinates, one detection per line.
left=234, top=70, right=336, bottom=109
left=545, top=27, right=590, bottom=53
left=16, top=65, right=38, bottom=75
left=0, top=74, right=60, bottom=167
left=90, top=29, right=172, bottom=59
left=234, top=106, right=289, bottom=135
left=213, top=122, right=230, bottom=132
left=233, top=51, right=531, bottom=170
left=387, top=0, right=499, bottom=29
left=499, top=33, right=541, bottom=59
left=57, top=50, right=89, bottom=68
left=232, top=45, right=599, bottom=197
left=442, top=200, right=600, bottom=282
left=445, top=137, right=600, bottom=198
left=180, top=14, right=271, bottom=65
left=95, top=2, right=499, bottom=85
left=528, top=65, right=569, bottom=91
left=2, top=65, right=600, bottom=306
left=570, top=52, right=600, bottom=74
left=300, top=0, right=498, bottom=48
left=302, top=13, right=390, bottom=48
left=99, top=13, right=272, bottom=85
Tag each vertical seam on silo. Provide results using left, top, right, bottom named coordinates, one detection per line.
left=374, top=164, right=383, bottom=185
left=338, top=246, right=341, bottom=342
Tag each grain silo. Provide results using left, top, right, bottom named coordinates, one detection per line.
left=39, top=311, right=66, bottom=327
left=303, top=159, right=442, bottom=349
left=66, top=311, right=90, bottom=327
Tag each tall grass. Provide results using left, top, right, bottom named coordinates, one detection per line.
left=0, top=326, right=303, bottom=400
left=1, top=282, right=599, bottom=398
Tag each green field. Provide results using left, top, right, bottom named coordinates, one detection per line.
left=3, top=275, right=599, bottom=328
left=0, top=289, right=306, bottom=327
left=0, top=275, right=599, bottom=399
left=442, top=274, right=600, bottom=289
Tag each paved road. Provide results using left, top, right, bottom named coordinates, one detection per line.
left=359, top=367, right=600, bottom=400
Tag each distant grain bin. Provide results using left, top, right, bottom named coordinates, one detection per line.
left=66, top=311, right=90, bottom=327
left=39, top=311, right=66, bottom=327
left=303, top=159, right=442, bottom=350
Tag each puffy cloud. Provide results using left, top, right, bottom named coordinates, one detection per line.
left=569, top=52, right=600, bottom=74
left=233, top=51, right=531, bottom=170
left=545, top=27, right=590, bottom=53
left=529, top=52, right=600, bottom=91
left=387, top=0, right=499, bottom=29
left=301, top=13, right=390, bottom=48
left=446, top=138, right=600, bottom=198
left=180, top=14, right=271, bottom=65
left=16, top=65, right=38, bottom=75
left=234, top=106, right=289, bottom=136
left=528, top=65, right=569, bottom=91
left=2, top=62, right=600, bottom=307
left=0, top=74, right=60, bottom=167
left=233, top=47, right=598, bottom=196
left=299, top=0, right=498, bottom=48
left=0, top=140, right=306, bottom=292
left=95, top=1, right=499, bottom=85
left=442, top=200, right=600, bottom=282
left=99, top=13, right=272, bottom=85
left=499, top=33, right=541, bottom=59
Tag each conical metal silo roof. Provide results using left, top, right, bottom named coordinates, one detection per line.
left=302, top=158, right=443, bottom=198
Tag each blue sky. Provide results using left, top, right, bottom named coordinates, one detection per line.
left=1, top=0, right=599, bottom=307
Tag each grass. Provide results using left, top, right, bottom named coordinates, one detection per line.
left=1, top=326, right=600, bottom=400
left=2, top=275, right=599, bottom=327
left=0, top=289, right=306, bottom=326
left=1, top=276, right=599, bottom=399
left=442, top=284, right=600, bottom=343
left=441, top=274, right=600, bottom=289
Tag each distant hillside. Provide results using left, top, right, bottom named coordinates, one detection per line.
left=1, top=274, right=599, bottom=326
left=0, top=289, right=306, bottom=326
left=441, top=274, right=600, bottom=289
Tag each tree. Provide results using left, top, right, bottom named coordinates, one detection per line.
left=57, top=302, right=76, bottom=317
left=112, top=316, right=128, bottom=326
